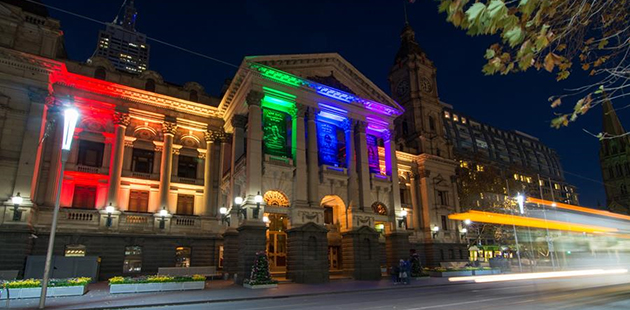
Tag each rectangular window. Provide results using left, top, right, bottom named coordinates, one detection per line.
left=177, top=194, right=195, bottom=215
left=324, top=206, right=333, bottom=225
left=218, top=245, right=224, bottom=269
left=72, top=185, right=96, bottom=209
left=123, top=246, right=142, bottom=273
left=437, top=191, right=449, bottom=206
left=441, top=215, right=448, bottom=231
left=77, top=140, right=104, bottom=167
left=177, top=155, right=198, bottom=179
left=128, top=190, right=149, bottom=212
left=175, top=246, right=191, bottom=267
left=132, top=148, right=154, bottom=173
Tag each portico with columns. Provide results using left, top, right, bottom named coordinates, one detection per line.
left=219, top=53, right=408, bottom=283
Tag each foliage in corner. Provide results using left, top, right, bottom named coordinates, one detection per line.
left=435, top=0, right=629, bottom=133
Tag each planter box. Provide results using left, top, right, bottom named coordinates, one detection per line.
left=428, top=270, right=473, bottom=277
left=109, top=281, right=205, bottom=294
left=0, top=286, right=87, bottom=299
left=472, top=270, right=494, bottom=276
left=243, top=283, right=278, bottom=289
left=492, top=269, right=502, bottom=275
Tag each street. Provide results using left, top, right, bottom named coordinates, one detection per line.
left=123, top=275, right=630, bottom=310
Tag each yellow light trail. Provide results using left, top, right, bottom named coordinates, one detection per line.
left=448, top=210, right=618, bottom=234
left=527, top=197, right=630, bottom=222
left=448, top=269, right=628, bottom=283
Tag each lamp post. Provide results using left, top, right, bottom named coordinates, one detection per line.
left=253, top=192, right=263, bottom=219
left=105, top=203, right=115, bottom=227
left=234, top=196, right=245, bottom=220
left=158, top=209, right=168, bottom=229
left=219, top=206, right=229, bottom=226
left=460, top=228, right=468, bottom=242
left=12, top=192, right=23, bottom=221
left=39, top=107, right=79, bottom=309
left=432, top=226, right=440, bottom=239
left=398, top=210, right=408, bottom=229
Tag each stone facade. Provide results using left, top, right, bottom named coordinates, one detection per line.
left=286, top=222, right=329, bottom=283
left=599, top=99, right=630, bottom=214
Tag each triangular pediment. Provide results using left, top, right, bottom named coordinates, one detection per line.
left=245, top=53, right=403, bottom=113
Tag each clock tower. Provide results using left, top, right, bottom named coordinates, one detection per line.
left=389, top=24, right=450, bottom=159
left=388, top=23, right=465, bottom=266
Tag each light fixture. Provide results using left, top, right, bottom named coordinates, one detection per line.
left=254, top=192, right=263, bottom=204
left=158, top=209, right=168, bottom=229
left=61, top=108, right=79, bottom=151
left=219, top=206, right=229, bottom=226
left=219, top=207, right=228, bottom=215
left=398, top=209, right=408, bottom=229
left=460, top=228, right=468, bottom=234
left=551, top=202, right=557, bottom=207
left=464, top=219, right=472, bottom=225
left=159, top=209, right=168, bottom=217
left=105, top=203, right=114, bottom=228
left=516, top=194, right=525, bottom=214
left=234, top=196, right=243, bottom=205
left=12, top=192, right=22, bottom=221
left=263, top=215, right=270, bottom=223
left=432, top=226, right=440, bottom=239
left=254, top=191, right=263, bottom=219
left=400, top=210, right=408, bottom=217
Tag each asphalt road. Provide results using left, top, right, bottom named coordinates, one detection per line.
left=122, top=275, right=630, bottom=310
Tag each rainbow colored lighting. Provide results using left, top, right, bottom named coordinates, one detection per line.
left=318, top=103, right=347, bottom=115
left=251, top=64, right=304, bottom=87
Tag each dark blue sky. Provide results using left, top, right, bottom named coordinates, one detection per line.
left=44, top=0, right=628, bottom=207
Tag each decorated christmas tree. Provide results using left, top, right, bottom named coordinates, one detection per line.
left=245, top=251, right=277, bottom=285
left=409, top=253, right=422, bottom=277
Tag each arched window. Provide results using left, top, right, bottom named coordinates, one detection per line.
left=189, top=90, right=198, bottom=102
left=263, top=190, right=290, bottom=207
left=94, top=67, right=106, bottom=80
left=145, top=79, right=156, bottom=92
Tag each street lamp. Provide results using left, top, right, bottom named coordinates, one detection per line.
left=219, top=206, right=229, bottom=226
left=234, top=196, right=245, bottom=219
left=463, top=219, right=472, bottom=226
left=159, top=209, right=168, bottom=229
left=105, top=203, right=115, bottom=227
left=262, top=215, right=270, bottom=223
left=398, top=210, right=408, bottom=229
left=432, top=226, right=440, bottom=239
left=254, top=192, right=263, bottom=219
left=516, top=193, right=525, bottom=214
left=12, top=192, right=23, bottom=221
left=460, top=228, right=468, bottom=241
left=39, top=106, right=79, bottom=309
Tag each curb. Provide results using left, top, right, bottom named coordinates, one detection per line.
left=93, top=280, right=472, bottom=310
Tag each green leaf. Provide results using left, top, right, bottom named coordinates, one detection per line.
left=487, top=0, right=508, bottom=19
left=504, top=26, right=525, bottom=47
left=598, top=39, right=609, bottom=49
left=594, top=85, right=604, bottom=94
left=484, top=48, right=496, bottom=59
left=466, top=2, right=487, bottom=24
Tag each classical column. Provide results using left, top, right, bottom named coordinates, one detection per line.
left=355, top=121, right=371, bottom=210
left=293, top=103, right=308, bottom=206
left=217, top=131, right=231, bottom=208
left=343, top=119, right=359, bottom=211
left=230, top=116, right=246, bottom=205
left=409, top=170, right=421, bottom=231
left=244, top=90, right=264, bottom=212
left=384, top=130, right=402, bottom=226
left=202, top=130, right=216, bottom=216
left=158, top=121, right=177, bottom=211
left=306, top=107, right=320, bottom=208
left=107, top=112, right=130, bottom=207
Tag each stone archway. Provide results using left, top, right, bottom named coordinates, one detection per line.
left=263, top=190, right=289, bottom=272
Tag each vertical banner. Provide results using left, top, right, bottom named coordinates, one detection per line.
left=263, top=108, right=289, bottom=157
left=317, top=122, right=339, bottom=166
left=366, top=134, right=380, bottom=174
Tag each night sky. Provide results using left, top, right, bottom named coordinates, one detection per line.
left=42, top=0, right=629, bottom=207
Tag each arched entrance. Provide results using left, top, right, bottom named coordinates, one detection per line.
left=320, top=195, right=346, bottom=272
left=263, top=190, right=290, bottom=272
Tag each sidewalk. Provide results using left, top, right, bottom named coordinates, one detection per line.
left=2, top=277, right=463, bottom=310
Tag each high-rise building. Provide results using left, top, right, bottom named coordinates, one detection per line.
left=599, top=99, right=630, bottom=214
left=92, top=0, right=149, bottom=74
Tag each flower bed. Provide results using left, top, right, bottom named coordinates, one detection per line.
left=108, top=275, right=206, bottom=294
left=0, top=277, right=90, bottom=299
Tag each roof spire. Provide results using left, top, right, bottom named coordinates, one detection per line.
left=601, top=95, right=627, bottom=137
left=403, top=1, right=409, bottom=25
left=121, top=0, right=138, bottom=31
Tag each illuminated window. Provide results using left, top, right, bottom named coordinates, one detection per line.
left=218, top=245, right=224, bottom=269
left=374, top=222, right=385, bottom=235
left=525, top=177, right=532, bottom=183
left=176, top=195, right=195, bottom=215
left=123, top=246, right=142, bottom=273
left=453, top=115, right=459, bottom=122
left=554, top=183, right=560, bottom=190
left=72, top=185, right=96, bottom=209
left=444, top=111, right=450, bottom=119
left=128, top=190, right=149, bottom=212
left=514, top=174, right=519, bottom=180
left=65, top=244, right=86, bottom=257
left=461, top=117, right=467, bottom=124
left=460, top=161, right=469, bottom=168
left=476, top=164, right=484, bottom=172
left=371, top=202, right=388, bottom=215
left=175, top=247, right=191, bottom=267
left=539, top=180, right=544, bottom=186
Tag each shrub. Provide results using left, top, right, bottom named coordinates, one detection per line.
left=108, top=274, right=205, bottom=285
left=3, top=277, right=91, bottom=289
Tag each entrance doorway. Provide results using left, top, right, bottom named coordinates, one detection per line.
left=266, top=213, right=288, bottom=272
left=328, top=246, right=341, bottom=270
